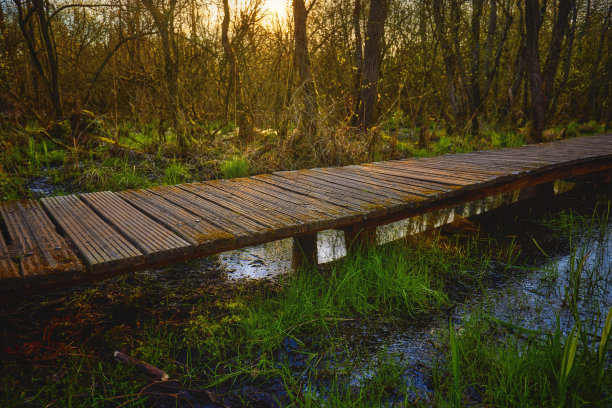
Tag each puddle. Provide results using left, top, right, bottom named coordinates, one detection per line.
left=219, top=180, right=579, bottom=280
left=25, top=166, right=65, bottom=198
left=3, top=177, right=610, bottom=406
left=190, top=179, right=611, bottom=403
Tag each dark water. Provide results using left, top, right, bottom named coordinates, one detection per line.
left=137, top=180, right=611, bottom=404
left=12, top=176, right=612, bottom=406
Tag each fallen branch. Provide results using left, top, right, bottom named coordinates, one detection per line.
left=113, top=351, right=169, bottom=381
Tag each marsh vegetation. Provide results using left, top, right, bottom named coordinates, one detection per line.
left=1, top=183, right=610, bottom=407
left=1, top=0, right=611, bottom=406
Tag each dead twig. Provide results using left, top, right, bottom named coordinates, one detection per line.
left=113, top=351, right=169, bottom=381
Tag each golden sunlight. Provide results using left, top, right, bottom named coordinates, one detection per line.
left=263, top=0, right=289, bottom=18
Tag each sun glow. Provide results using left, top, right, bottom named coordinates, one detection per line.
left=263, top=0, right=289, bottom=19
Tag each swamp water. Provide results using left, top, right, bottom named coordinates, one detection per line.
left=3, top=180, right=611, bottom=406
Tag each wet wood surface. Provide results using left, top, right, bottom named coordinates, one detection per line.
left=0, top=134, right=610, bottom=294
left=0, top=199, right=84, bottom=290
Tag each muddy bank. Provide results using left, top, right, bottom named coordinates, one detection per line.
left=0, top=181, right=610, bottom=407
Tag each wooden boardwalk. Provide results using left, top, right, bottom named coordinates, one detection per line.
left=0, top=134, right=611, bottom=295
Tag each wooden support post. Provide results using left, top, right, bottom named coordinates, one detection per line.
left=535, top=181, right=555, bottom=199
left=343, top=224, right=377, bottom=254
left=292, top=233, right=318, bottom=270
left=593, top=169, right=612, bottom=185
left=518, top=181, right=555, bottom=201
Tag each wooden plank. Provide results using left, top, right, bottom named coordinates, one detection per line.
left=117, top=189, right=236, bottom=251
left=254, top=174, right=372, bottom=213
left=344, top=165, right=460, bottom=192
left=275, top=170, right=401, bottom=206
left=369, top=162, right=483, bottom=185
left=0, top=200, right=84, bottom=285
left=303, top=169, right=412, bottom=202
left=178, top=183, right=305, bottom=236
left=204, top=179, right=331, bottom=229
left=309, top=167, right=435, bottom=199
left=391, top=158, right=517, bottom=176
left=257, top=173, right=389, bottom=216
left=373, top=161, right=494, bottom=182
left=230, top=178, right=363, bottom=223
left=148, top=186, right=272, bottom=244
left=0, top=218, right=21, bottom=289
left=80, top=191, right=193, bottom=263
left=41, top=195, right=144, bottom=273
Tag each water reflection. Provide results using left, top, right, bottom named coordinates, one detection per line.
left=220, top=180, right=576, bottom=279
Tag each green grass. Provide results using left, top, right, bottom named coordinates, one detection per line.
left=434, top=201, right=612, bottom=407
left=163, top=161, right=191, bottom=185
left=220, top=156, right=249, bottom=179
left=436, top=307, right=612, bottom=407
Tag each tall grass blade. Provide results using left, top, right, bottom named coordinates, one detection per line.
left=557, top=324, right=579, bottom=408
left=597, top=305, right=612, bottom=385
left=449, top=322, right=461, bottom=408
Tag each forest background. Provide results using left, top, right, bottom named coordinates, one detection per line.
left=0, top=0, right=610, bottom=199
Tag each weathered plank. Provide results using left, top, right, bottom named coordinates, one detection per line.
left=309, top=167, right=432, bottom=200
left=346, top=165, right=462, bottom=192
left=255, top=173, right=388, bottom=217
left=299, top=169, right=410, bottom=203
left=204, top=180, right=328, bottom=228
left=117, top=189, right=236, bottom=251
left=80, top=191, right=193, bottom=263
left=41, top=195, right=144, bottom=273
left=339, top=166, right=458, bottom=194
left=373, top=161, right=494, bottom=183
left=0, top=134, right=610, bottom=295
left=274, top=170, right=400, bottom=207
left=179, top=183, right=303, bottom=235
left=230, top=178, right=363, bottom=224
left=0, top=200, right=84, bottom=286
left=149, top=186, right=272, bottom=244
left=0, top=220, right=20, bottom=288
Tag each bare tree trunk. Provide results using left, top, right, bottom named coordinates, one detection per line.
left=34, top=0, right=61, bottom=117
left=551, top=0, right=576, bottom=116
left=469, top=0, right=484, bottom=135
left=140, top=0, right=183, bottom=149
left=221, top=0, right=251, bottom=141
left=506, top=1, right=525, bottom=117
left=13, top=0, right=62, bottom=118
left=524, top=0, right=545, bottom=143
left=352, top=0, right=363, bottom=106
left=352, top=0, right=388, bottom=131
left=542, top=0, right=571, bottom=114
left=587, top=2, right=612, bottom=120
left=432, top=0, right=460, bottom=122
left=293, top=0, right=318, bottom=139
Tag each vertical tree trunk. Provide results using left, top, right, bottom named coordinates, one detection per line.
left=542, top=0, right=571, bottom=114
left=352, top=0, right=388, bottom=130
left=587, top=2, right=612, bottom=120
left=469, top=0, right=484, bottom=135
left=221, top=0, right=251, bottom=141
left=34, top=0, right=61, bottom=117
left=551, top=0, right=576, bottom=115
left=432, top=0, right=460, bottom=121
left=524, top=0, right=545, bottom=143
left=293, top=0, right=318, bottom=138
left=352, top=0, right=363, bottom=106
left=140, top=0, right=183, bottom=149
left=13, top=0, right=62, bottom=118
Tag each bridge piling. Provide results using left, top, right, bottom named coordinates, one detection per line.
left=343, top=224, right=377, bottom=254
left=292, top=233, right=318, bottom=270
